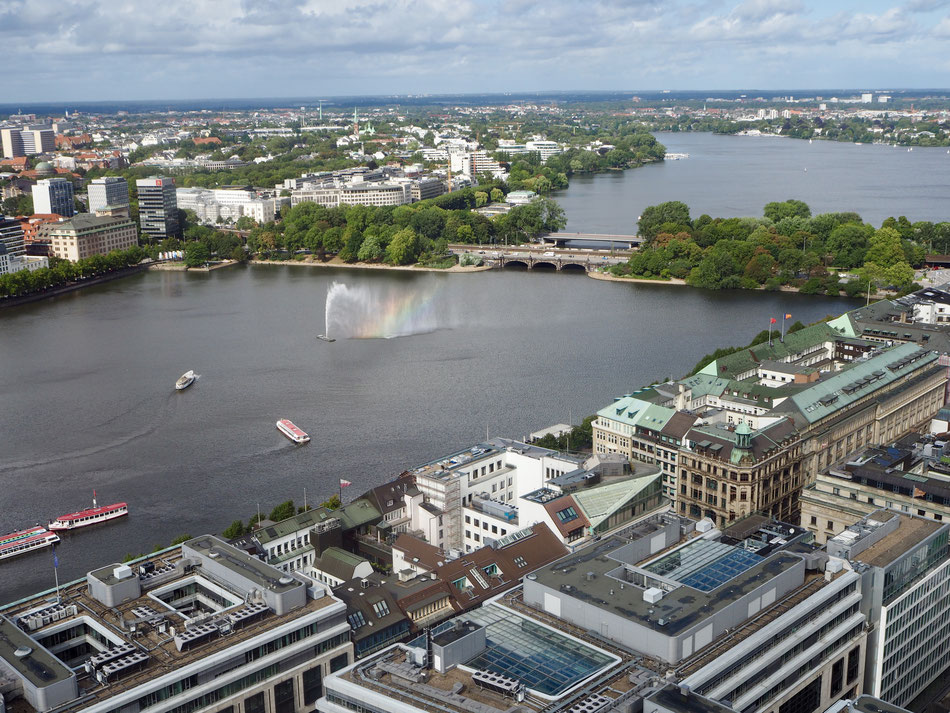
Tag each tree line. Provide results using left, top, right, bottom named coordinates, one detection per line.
left=617, top=199, right=928, bottom=295
left=0, top=246, right=146, bottom=298
left=246, top=187, right=566, bottom=266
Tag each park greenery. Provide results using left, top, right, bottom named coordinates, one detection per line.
left=654, top=113, right=950, bottom=148
left=495, top=130, right=666, bottom=194
left=614, top=199, right=932, bottom=295
left=0, top=246, right=146, bottom=298
left=245, top=188, right=566, bottom=266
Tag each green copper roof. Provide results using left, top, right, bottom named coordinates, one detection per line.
left=699, top=322, right=841, bottom=380
left=573, top=474, right=661, bottom=531
left=254, top=507, right=335, bottom=544
left=827, top=313, right=858, bottom=338
left=597, top=396, right=675, bottom=431
left=785, top=343, right=937, bottom=424
left=335, top=499, right=381, bottom=530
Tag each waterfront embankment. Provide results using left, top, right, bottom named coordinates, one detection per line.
left=588, top=269, right=893, bottom=299
left=0, top=264, right=149, bottom=310
left=249, top=257, right=493, bottom=274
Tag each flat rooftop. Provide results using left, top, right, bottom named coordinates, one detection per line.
left=529, top=529, right=805, bottom=637
left=0, top=543, right=337, bottom=713
left=855, top=515, right=943, bottom=568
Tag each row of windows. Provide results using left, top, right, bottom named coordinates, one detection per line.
left=698, top=583, right=859, bottom=694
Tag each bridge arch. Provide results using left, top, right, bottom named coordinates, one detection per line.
left=560, top=262, right=587, bottom=272
left=532, top=261, right=557, bottom=271
left=502, top=260, right=529, bottom=270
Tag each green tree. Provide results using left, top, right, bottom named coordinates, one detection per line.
left=385, top=227, right=420, bottom=265
left=639, top=201, right=690, bottom=242
left=864, top=227, right=905, bottom=269
left=357, top=234, right=385, bottom=262
left=184, top=241, right=211, bottom=267
left=764, top=200, right=811, bottom=222
left=269, top=500, right=296, bottom=522
left=171, top=534, right=193, bottom=545
left=222, top=520, right=246, bottom=539
left=490, top=187, right=505, bottom=203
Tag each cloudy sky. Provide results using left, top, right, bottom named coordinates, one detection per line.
left=3, top=0, right=949, bottom=102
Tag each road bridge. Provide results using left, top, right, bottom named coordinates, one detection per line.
left=541, top=232, right=642, bottom=249
left=449, top=245, right=629, bottom=272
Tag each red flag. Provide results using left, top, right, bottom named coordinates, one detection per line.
left=339, top=479, right=352, bottom=488
left=785, top=313, right=792, bottom=319
left=770, top=317, right=777, bottom=324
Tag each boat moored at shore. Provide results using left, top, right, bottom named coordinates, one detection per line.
left=276, top=419, right=311, bottom=444
left=0, top=527, right=60, bottom=561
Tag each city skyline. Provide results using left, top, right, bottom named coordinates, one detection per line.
left=2, top=0, right=950, bottom=103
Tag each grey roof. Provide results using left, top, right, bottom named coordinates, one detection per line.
left=530, top=531, right=804, bottom=636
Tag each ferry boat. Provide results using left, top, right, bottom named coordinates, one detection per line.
left=175, top=370, right=196, bottom=390
left=48, top=496, right=128, bottom=532
left=0, top=526, right=60, bottom=561
left=276, top=419, right=311, bottom=444
left=316, top=334, right=335, bottom=343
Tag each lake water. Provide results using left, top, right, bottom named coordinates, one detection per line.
left=556, top=132, right=950, bottom=233
left=0, top=264, right=855, bottom=602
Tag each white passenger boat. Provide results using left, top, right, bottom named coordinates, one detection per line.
left=276, top=419, right=311, bottom=444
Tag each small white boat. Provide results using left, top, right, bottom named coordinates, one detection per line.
left=175, top=370, right=196, bottom=390
left=317, top=334, right=335, bottom=342
left=277, top=419, right=310, bottom=444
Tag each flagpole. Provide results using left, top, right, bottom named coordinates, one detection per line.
left=781, top=313, right=787, bottom=343
left=769, top=317, right=773, bottom=347
left=53, top=544, right=60, bottom=604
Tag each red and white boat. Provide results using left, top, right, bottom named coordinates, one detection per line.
left=276, top=419, right=310, bottom=444
left=0, top=526, right=60, bottom=561
left=49, top=494, right=128, bottom=532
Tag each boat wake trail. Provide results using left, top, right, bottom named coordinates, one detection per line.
left=0, top=393, right=177, bottom=475
left=0, top=423, right=163, bottom=475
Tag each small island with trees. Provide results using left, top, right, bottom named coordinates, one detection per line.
left=607, top=199, right=936, bottom=297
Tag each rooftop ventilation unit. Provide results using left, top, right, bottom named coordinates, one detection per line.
left=644, top=587, right=664, bottom=604
left=174, top=622, right=220, bottom=652
left=85, top=643, right=137, bottom=674
left=96, top=651, right=149, bottom=683
left=228, top=602, right=269, bottom=630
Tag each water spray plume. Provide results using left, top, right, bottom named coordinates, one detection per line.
left=324, top=281, right=447, bottom=339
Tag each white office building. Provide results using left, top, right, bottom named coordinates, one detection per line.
left=826, top=511, right=950, bottom=707
left=88, top=176, right=130, bottom=212
left=176, top=187, right=278, bottom=225
left=32, top=178, right=75, bottom=217
left=0, top=535, right=353, bottom=713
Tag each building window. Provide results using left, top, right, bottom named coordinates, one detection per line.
left=244, top=692, right=265, bottom=713
left=274, top=679, right=295, bottom=713
left=513, top=556, right=527, bottom=568
left=556, top=506, right=579, bottom=523
left=330, top=653, right=349, bottom=673
left=303, top=666, right=323, bottom=705
left=348, top=611, right=367, bottom=629
left=827, top=520, right=835, bottom=530
left=371, top=599, right=390, bottom=618
left=847, top=646, right=860, bottom=683
left=830, top=658, right=844, bottom=696
left=778, top=675, right=822, bottom=713
left=810, top=516, right=817, bottom=526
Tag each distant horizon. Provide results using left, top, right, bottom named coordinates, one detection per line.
left=1, top=87, right=946, bottom=116
left=5, top=1, right=948, bottom=103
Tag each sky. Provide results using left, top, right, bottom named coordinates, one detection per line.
left=3, top=0, right=950, bottom=102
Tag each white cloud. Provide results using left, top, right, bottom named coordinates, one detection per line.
left=0, top=0, right=946, bottom=101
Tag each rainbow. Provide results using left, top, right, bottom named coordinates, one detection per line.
left=324, top=281, right=444, bottom=339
